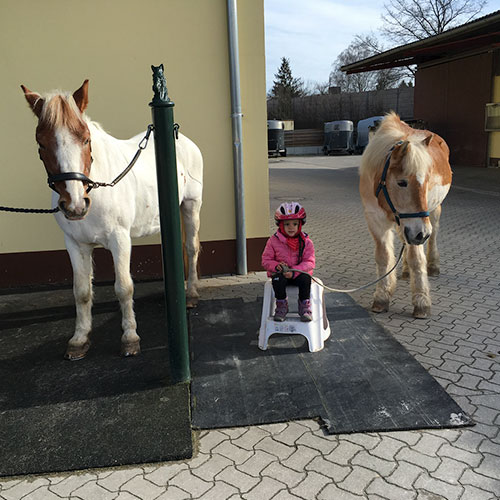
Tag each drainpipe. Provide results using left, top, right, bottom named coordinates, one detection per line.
left=227, top=0, right=247, bottom=275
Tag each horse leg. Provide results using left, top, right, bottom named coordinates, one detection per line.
left=427, top=205, right=442, bottom=276
left=406, top=244, right=431, bottom=318
left=64, top=237, right=94, bottom=360
left=401, top=246, right=410, bottom=280
left=108, top=231, right=140, bottom=356
left=367, top=217, right=397, bottom=313
left=181, top=198, right=202, bottom=308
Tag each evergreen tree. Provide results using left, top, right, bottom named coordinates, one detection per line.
left=269, top=57, right=305, bottom=119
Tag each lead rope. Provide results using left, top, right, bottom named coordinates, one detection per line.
left=0, top=205, right=59, bottom=214
left=281, top=245, right=405, bottom=294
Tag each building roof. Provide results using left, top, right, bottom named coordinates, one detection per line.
left=341, top=10, right=500, bottom=74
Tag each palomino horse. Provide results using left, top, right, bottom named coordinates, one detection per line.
left=22, top=80, right=203, bottom=359
left=359, top=112, right=452, bottom=318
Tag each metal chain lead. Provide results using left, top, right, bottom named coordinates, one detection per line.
left=0, top=124, right=154, bottom=215
left=91, top=124, right=155, bottom=189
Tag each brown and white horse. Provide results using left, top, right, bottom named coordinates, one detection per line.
left=22, top=80, right=203, bottom=359
left=359, top=112, right=452, bottom=318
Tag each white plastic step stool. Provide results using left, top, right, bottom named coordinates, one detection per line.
left=259, top=278, right=331, bottom=352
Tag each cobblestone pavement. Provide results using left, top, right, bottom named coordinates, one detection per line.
left=1, top=156, right=500, bottom=499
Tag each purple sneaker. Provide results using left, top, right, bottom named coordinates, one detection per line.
left=274, top=299, right=288, bottom=322
left=298, top=299, right=312, bottom=322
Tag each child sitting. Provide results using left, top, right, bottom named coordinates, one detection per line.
left=261, top=202, right=316, bottom=322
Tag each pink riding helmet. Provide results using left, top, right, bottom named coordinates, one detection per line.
left=274, top=201, right=306, bottom=225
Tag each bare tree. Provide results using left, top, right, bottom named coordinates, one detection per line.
left=381, top=0, right=488, bottom=44
left=304, top=80, right=331, bottom=95
left=330, top=35, right=405, bottom=92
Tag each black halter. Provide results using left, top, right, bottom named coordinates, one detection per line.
left=375, top=141, right=430, bottom=226
left=46, top=123, right=154, bottom=196
left=47, top=172, right=96, bottom=193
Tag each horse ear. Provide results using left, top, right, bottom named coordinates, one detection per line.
left=393, top=140, right=409, bottom=158
left=389, top=140, right=410, bottom=167
left=73, top=79, right=89, bottom=113
left=21, top=85, right=44, bottom=118
left=422, top=134, right=433, bottom=147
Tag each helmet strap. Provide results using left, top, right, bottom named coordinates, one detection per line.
left=278, top=220, right=303, bottom=236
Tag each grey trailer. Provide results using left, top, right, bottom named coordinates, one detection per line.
left=267, top=120, right=286, bottom=157
left=323, top=120, right=354, bottom=155
left=355, top=116, right=384, bottom=153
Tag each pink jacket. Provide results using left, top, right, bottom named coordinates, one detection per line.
left=261, top=231, right=315, bottom=278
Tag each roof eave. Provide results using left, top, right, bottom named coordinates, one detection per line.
left=341, top=10, right=500, bottom=74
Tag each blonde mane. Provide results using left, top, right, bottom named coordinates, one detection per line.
left=360, top=112, right=432, bottom=179
left=39, top=91, right=86, bottom=131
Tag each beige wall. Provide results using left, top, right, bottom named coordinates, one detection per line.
left=0, top=0, right=269, bottom=254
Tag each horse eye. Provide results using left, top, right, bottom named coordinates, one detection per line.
left=397, top=180, right=408, bottom=187
left=84, top=138, right=90, bottom=146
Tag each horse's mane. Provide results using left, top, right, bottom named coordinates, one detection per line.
left=360, top=112, right=432, bottom=179
left=39, top=91, right=87, bottom=132
left=37, top=90, right=108, bottom=138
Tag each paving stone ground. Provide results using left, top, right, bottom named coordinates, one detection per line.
left=1, top=156, right=499, bottom=499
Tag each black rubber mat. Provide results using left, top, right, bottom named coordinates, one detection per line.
left=0, top=282, right=192, bottom=477
left=190, top=292, right=473, bottom=434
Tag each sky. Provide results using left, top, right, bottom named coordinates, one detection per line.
left=264, top=0, right=500, bottom=92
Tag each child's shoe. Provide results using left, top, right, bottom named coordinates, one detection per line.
left=274, top=299, right=288, bottom=321
left=298, top=299, right=313, bottom=322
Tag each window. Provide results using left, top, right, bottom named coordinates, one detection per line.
left=485, top=103, right=500, bottom=131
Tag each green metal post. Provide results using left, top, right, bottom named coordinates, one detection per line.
left=149, top=64, right=190, bottom=384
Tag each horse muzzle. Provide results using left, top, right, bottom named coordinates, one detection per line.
left=58, top=198, right=91, bottom=220
left=404, top=225, right=430, bottom=245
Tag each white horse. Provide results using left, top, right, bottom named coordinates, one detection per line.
left=359, top=112, right=452, bottom=318
left=22, top=80, right=203, bottom=360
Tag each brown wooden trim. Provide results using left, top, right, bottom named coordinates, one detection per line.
left=0, top=238, right=268, bottom=288
left=199, top=238, right=267, bottom=276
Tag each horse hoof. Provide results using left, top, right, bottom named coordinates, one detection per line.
left=186, top=296, right=199, bottom=309
left=372, top=300, right=389, bottom=313
left=413, top=306, right=430, bottom=319
left=65, top=342, right=90, bottom=361
left=121, top=341, right=141, bottom=357
left=428, top=265, right=440, bottom=277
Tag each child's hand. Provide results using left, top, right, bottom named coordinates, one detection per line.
left=279, top=262, right=292, bottom=278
